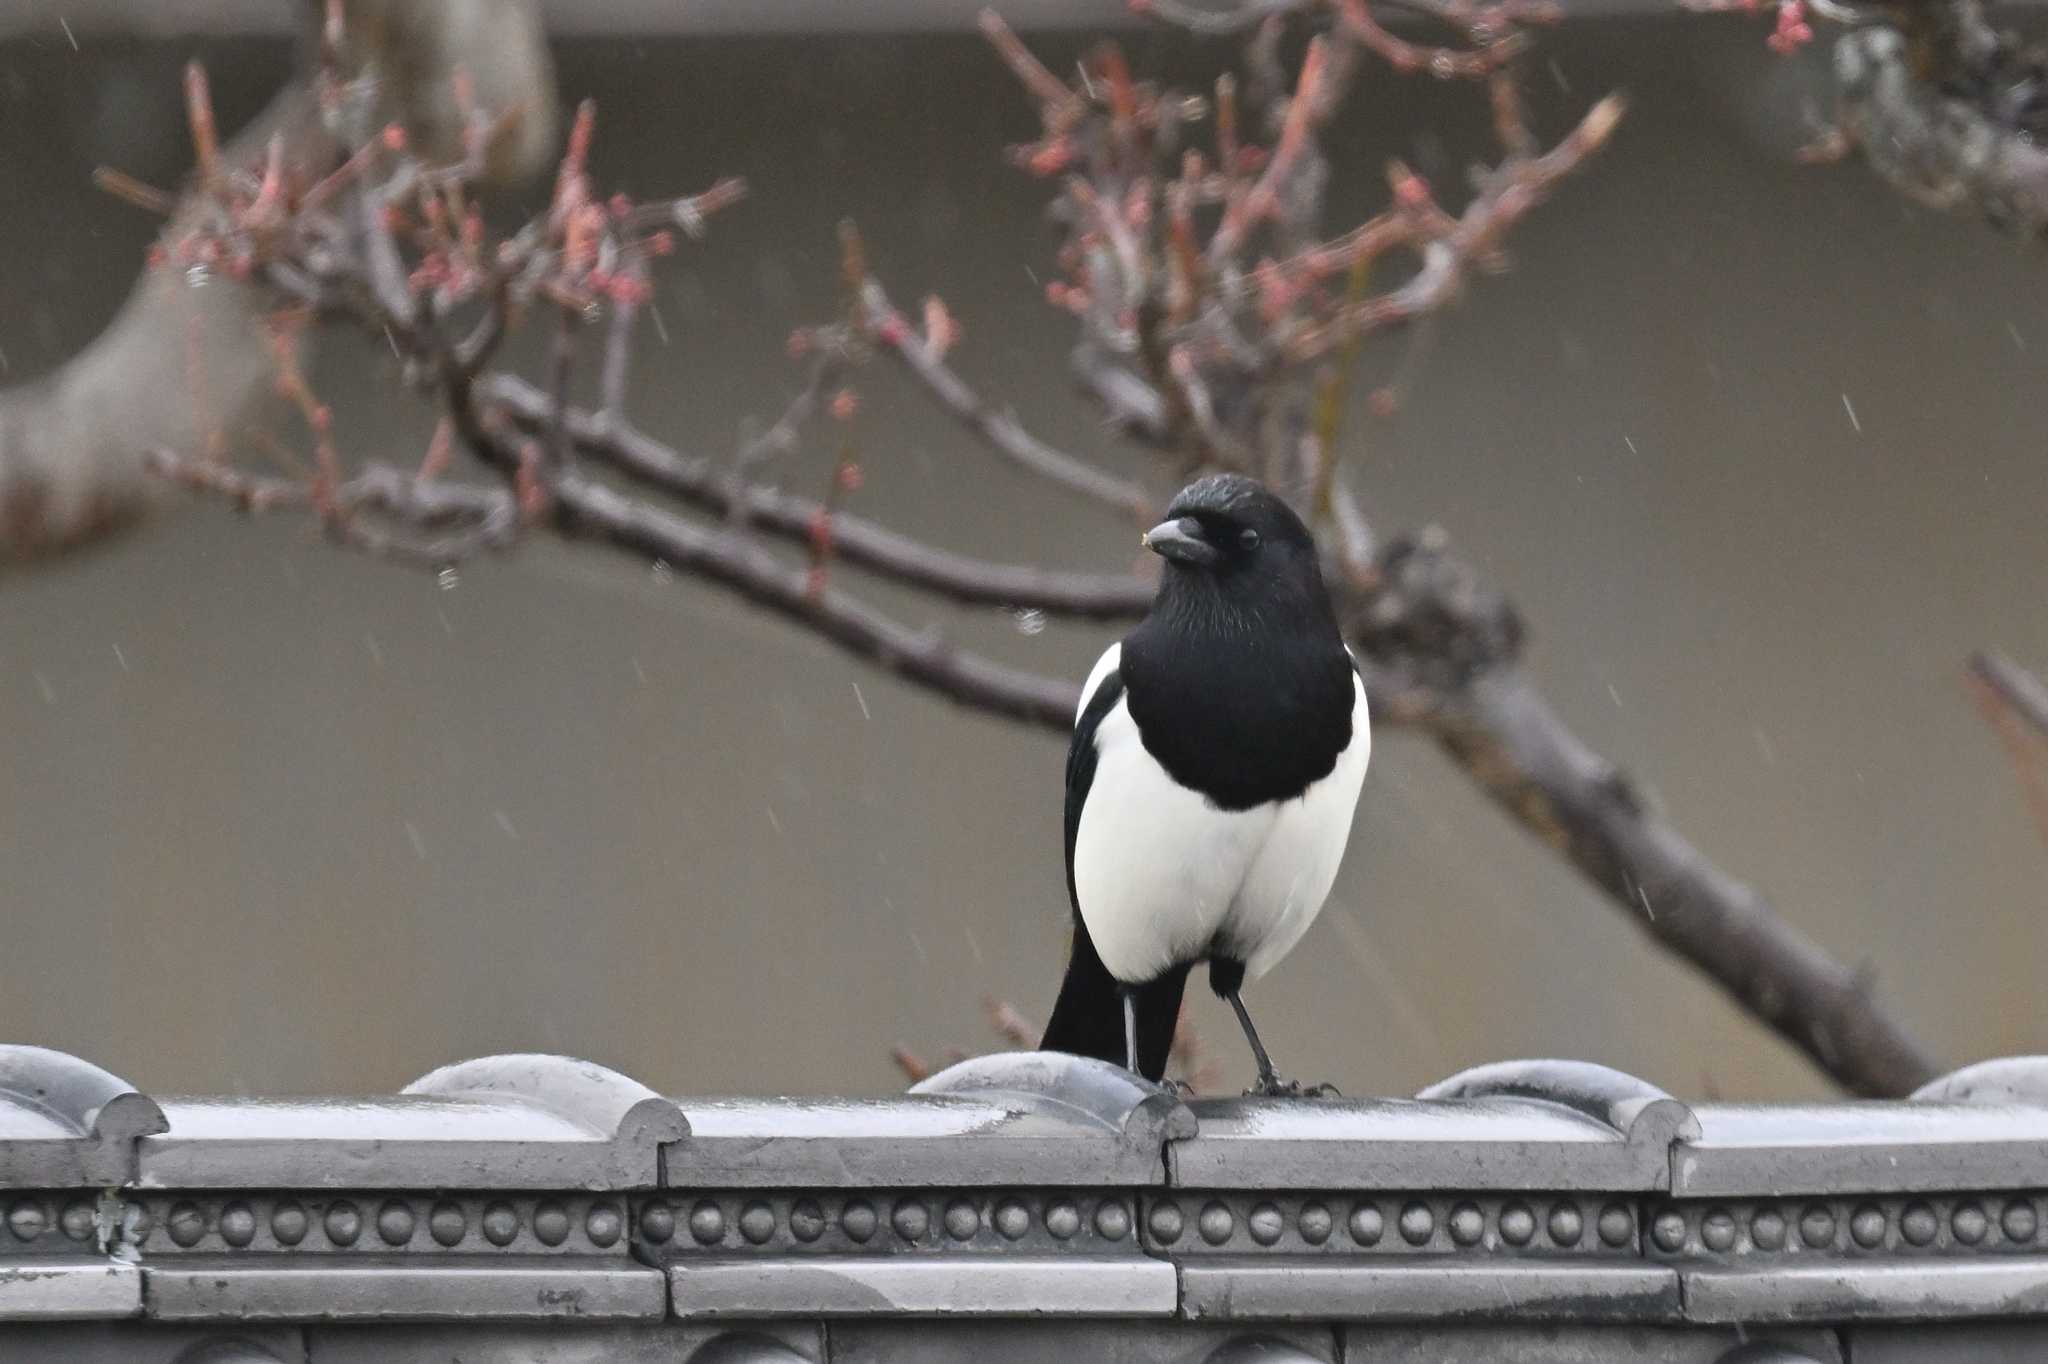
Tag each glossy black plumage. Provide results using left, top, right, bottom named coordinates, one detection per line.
left=1040, top=474, right=1371, bottom=1090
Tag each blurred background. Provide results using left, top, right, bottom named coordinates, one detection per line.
left=1, top=5, right=2042, bottom=1100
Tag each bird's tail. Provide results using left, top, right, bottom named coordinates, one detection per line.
left=1040, top=926, right=1188, bottom=1083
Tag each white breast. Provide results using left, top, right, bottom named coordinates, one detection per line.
left=1070, top=643, right=1371, bottom=985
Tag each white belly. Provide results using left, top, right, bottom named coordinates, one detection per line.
left=1071, top=663, right=1370, bottom=985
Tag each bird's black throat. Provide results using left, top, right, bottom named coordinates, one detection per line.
left=1119, top=573, right=1356, bottom=812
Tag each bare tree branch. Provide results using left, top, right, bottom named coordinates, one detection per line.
left=0, top=0, right=556, bottom=562
left=1968, top=650, right=2048, bottom=851
left=857, top=279, right=1155, bottom=520
left=1971, top=650, right=2048, bottom=741
left=482, top=375, right=1156, bottom=619
left=145, top=449, right=517, bottom=566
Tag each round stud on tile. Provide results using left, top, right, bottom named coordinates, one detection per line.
left=219, top=1203, right=257, bottom=1249
left=1598, top=1205, right=1634, bottom=1248
left=1750, top=1209, right=1786, bottom=1252
left=1548, top=1203, right=1583, bottom=1248
left=790, top=1200, right=827, bottom=1243
left=586, top=1204, right=624, bottom=1249
left=1850, top=1206, right=1886, bottom=1249
left=324, top=1201, right=361, bottom=1248
left=689, top=1201, right=726, bottom=1246
left=1044, top=1201, right=1081, bottom=1241
left=1800, top=1206, right=1836, bottom=1248
left=2003, top=1201, right=2038, bottom=1244
left=640, top=1203, right=676, bottom=1245
left=944, top=1201, right=981, bottom=1241
left=739, top=1202, right=776, bottom=1246
left=1900, top=1203, right=1937, bottom=1247
left=1953, top=1203, right=1988, bottom=1246
left=166, top=1203, right=206, bottom=1249
left=59, top=1202, right=95, bottom=1243
left=893, top=1200, right=930, bottom=1242
left=1400, top=1203, right=1436, bottom=1246
left=430, top=1202, right=468, bottom=1248
left=377, top=1201, right=416, bottom=1247
left=1651, top=1211, right=1687, bottom=1254
left=7, top=1200, right=49, bottom=1243
left=1247, top=1203, right=1284, bottom=1247
left=1349, top=1204, right=1384, bottom=1247
left=1298, top=1203, right=1333, bottom=1246
left=272, top=1203, right=308, bottom=1247
left=1448, top=1204, right=1485, bottom=1248
left=1095, top=1202, right=1132, bottom=1242
left=1501, top=1204, right=1537, bottom=1248
left=1700, top=1209, right=1737, bottom=1253
left=841, top=1201, right=877, bottom=1244
left=1199, top=1202, right=1236, bottom=1246
left=994, top=1200, right=1031, bottom=1242
left=1148, top=1202, right=1184, bottom=1245
left=533, top=1203, right=570, bottom=1248
left=481, top=1202, right=520, bottom=1247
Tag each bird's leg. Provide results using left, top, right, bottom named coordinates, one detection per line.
left=1224, top=990, right=1284, bottom=1092
left=1121, top=987, right=1140, bottom=1076
left=1225, top=991, right=1341, bottom=1099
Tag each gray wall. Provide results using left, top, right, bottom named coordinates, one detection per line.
left=0, top=22, right=2042, bottom=1099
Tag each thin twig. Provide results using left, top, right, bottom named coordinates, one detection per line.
left=483, top=375, right=1156, bottom=618
left=1971, top=650, right=2048, bottom=741
left=859, top=280, right=1154, bottom=520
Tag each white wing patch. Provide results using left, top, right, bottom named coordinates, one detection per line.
left=1071, top=658, right=1371, bottom=985
left=1077, top=642, right=1123, bottom=724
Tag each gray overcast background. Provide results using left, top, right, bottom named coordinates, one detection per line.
left=1, top=14, right=2043, bottom=1099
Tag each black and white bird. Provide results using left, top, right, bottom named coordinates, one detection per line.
left=1041, top=473, right=1370, bottom=1094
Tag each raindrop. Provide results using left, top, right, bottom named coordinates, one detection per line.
left=493, top=810, right=517, bottom=840
left=1013, top=608, right=1047, bottom=636
left=403, top=822, right=427, bottom=861
left=436, top=567, right=460, bottom=591
left=184, top=264, right=212, bottom=289
left=650, top=560, right=674, bottom=584
left=111, top=643, right=130, bottom=673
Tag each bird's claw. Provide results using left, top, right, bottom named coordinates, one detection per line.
left=1246, top=1075, right=1342, bottom=1099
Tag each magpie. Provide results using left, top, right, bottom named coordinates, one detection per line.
left=1040, top=473, right=1371, bottom=1094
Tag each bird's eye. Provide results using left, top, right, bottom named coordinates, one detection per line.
left=1238, top=528, right=1261, bottom=551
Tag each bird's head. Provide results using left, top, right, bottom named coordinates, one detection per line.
left=1142, top=474, right=1332, bottom=623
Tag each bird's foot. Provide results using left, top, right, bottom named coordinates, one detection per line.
left=1165, top=1077, right=1200, bottom=1098
left=1245, top=1075, right=1343, bottom=1099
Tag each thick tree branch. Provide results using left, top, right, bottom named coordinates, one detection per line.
left=1341, top=531, right=1940, bottom=1097
left=1432, top=667, right=1938, bottom=1096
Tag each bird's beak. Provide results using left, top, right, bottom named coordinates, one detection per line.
left=1142, top=516, right=1217, bottom=568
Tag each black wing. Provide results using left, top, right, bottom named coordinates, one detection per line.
left=1063, top=666, right=1126, bottom=916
